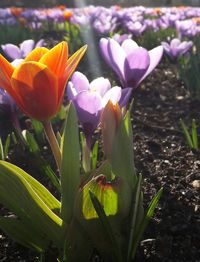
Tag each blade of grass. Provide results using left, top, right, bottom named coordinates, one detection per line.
left=192, top=119, right=198, bottom=151
left=180, top=119, right=193, bottom=149
left=89, top=190, right=123, bottom=262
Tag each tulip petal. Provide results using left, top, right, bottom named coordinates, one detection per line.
left=58, top=45, right=87, bottom=107
left=39, top=41, right=68, bottom=77
left=64, top=45, right=87, bottom=82
left=11, top=62, right=58, bottom=121
left=0, top=54, right=14, bottom=92
left=24, top=47, right=49, bottom=62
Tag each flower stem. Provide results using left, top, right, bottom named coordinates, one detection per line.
left=43, top=121, right=61, bottom=174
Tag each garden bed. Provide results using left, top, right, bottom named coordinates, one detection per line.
left=0, top=61, right=199, bottom=261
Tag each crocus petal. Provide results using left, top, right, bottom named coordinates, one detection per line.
left=102, top=86, right=122, bottom=107
left=24, top=47, right=49, bottom=62
left=59, top=45, right=87, bottom=107
left=107, top=39, right=126, bottom=86
left=170, top=38, right=181, bottom=48
left=161, top=41, right=171, bottom=53
left=67, top=81, right=77, bottom=100
left=125, top=47, right=150, bottom=88
left=20, top=39, right=35, bottom=58
left=35, top=39, right=45, bottom=47
left=121, top=39, right=139, bottom=56
left=73, top=90, right=102, bottom=137
left=11, top=62, right=58, bottom=121
left=1, top=44, right=21, bottom=60
left=11, top=59, right=24, bottom=67
left=140, top=45, right=163, bottom=83
left=71, top=71, right=90, bottom=93
left=178, top=41, right=193, bottom=55
left=90, top=77, right=111, bottom=97
left=99, top=38, right=111, bottom=65
left=118, top=87, right=132, bottom=107
left=39, top=41, right=68, bottom=78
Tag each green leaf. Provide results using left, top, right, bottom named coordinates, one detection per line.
left=192, top=119, right=198, bottom=151
left=89, top=191, right=122, bottom=262
left=111, top=110, right=136, bottom=188
left=82, top=176, right=118, bottom=219
left=22, top=130, right=40, bottom=154
left=130, top=187, right=163, bottom=260
left=180, top=119, right=193, bottom=149
left=60, top=103, right=80, bottom=224
left=127, top=174, right=143, bottom=261
left=40, top=164, right=61, bottom=194
left=0, top=161, right=65, bottom=247
left=80, top=132, right=91, bottom=173
left=0, top=216, right=48, bottom=252
left=0, top=138, right=4, bottom=160
left=31, top=119, right=44, bottom=144
left=2, top=161, right=61, bottom=213
left=91, top=141, right=98, bottom=170
left=4, top=134, right=11, bottom=159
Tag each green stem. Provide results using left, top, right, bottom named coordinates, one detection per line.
left=43, top=121, right=61, bottom=173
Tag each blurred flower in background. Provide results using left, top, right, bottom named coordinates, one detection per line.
left=1, top=39, right=45, bottom=61
left=161, top=38, right=193, bottom=60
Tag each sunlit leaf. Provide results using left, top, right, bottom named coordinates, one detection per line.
left=60, top=103, right=80, bottom=225
left=0, top=161, right=65, bottom=247
left=111, top=110, right=136, bottom=188
left=0, top=216, right=48, bottom=252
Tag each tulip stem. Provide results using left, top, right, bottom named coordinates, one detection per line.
left=43, top=121, right=61, bottom=174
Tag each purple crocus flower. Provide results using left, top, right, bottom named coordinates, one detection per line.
left=99, top=38, right=163, bottom=89
left=1, top=39, right=44, bottom=61
left=161, top=38, right=193, bottom=60
left=112, top=33, right=132, bottom=45
left=67, top=71, right=132, bottom=141
left=0, top=89, right=15, bottom=114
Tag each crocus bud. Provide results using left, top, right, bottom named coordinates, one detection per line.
left=101, top=101, right=122, bottom=160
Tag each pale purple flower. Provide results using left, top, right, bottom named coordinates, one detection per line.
left=125, top=21, right=146, bottom=36
left=91, top=7, right=119, bottom=35
left=161, top=38, right=193, bottom=60
left=0, top=89, right=15, bottom=113
left=175, top=19, right=197, bottom=38
left=99, top=38, right=163, bottom=89
left=1, top=39, right=44, bottom=61
left=112, top=33, right=132, bottom=45
left=67, top=71, right=132, bottom=139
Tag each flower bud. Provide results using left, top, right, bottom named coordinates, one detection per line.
left=101, top=101, right=122, bottom=160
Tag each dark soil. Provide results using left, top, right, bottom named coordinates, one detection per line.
left=0, top=61, right=200, bottom=261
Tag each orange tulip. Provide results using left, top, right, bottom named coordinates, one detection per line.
left=0, top=42, right=87, bottom=121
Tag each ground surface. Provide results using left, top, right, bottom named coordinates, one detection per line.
left=0, top=62, right=200, bottom=261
